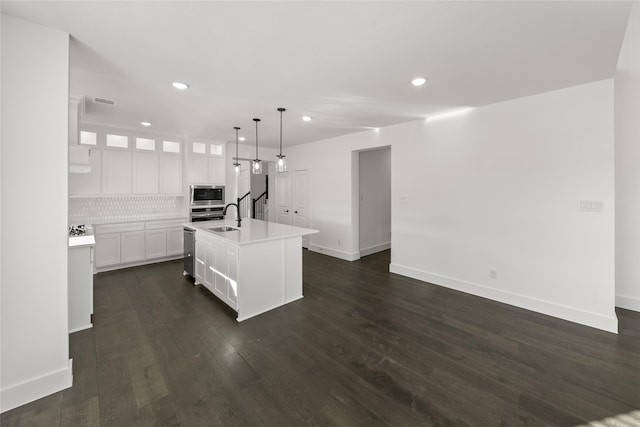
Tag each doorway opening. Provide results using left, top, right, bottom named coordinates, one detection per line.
left=356, top=146, right=391, bottom=258
left=236, top=160, right=272, bottom=220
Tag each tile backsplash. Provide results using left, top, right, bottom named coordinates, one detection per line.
left=69, top=196, right=185, bottom=225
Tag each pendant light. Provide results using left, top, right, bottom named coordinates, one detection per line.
left=233, top=126, right=241, bottom=177
left=276, top=107, right=287, bottom=173
left=252, top=118, right=262, bottom=175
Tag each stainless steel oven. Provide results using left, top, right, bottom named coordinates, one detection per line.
left=189, top=205, right=224, bottom=222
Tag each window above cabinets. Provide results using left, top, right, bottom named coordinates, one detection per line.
left=135, top=137, right=155, bottom=151
left=80, top=130, right=97, bottom=146
left=210, top=144, right=223, bottom=156
left=163, top=140, right=181, bottom=154
left=192, top=141, right=206, bottom=155
left=106, top=133, right=129, bottom=149
left=192, top=141, right=224, bottom=158
left=78, top=127, right=183, bottom=153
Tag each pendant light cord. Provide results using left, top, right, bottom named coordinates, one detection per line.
left=253, top=118, right=260, bottom=160
left=234, top=126, right=240, bottom=163
left=278, top=108, right=285, bottom=156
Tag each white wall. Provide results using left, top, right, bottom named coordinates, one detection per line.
left=392, top=80, right=615, bottom=332
left=1, top=15, right=73, bottom=412
left=615, top=2, right=640, bottom=313
left=287, top=80, right=616, bottom=332
left=287, top=129, right=387, bottom=260
left=358, top=147, right=391, bottom=256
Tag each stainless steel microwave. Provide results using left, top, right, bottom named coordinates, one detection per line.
left=190, top=185, right=225, bottom=206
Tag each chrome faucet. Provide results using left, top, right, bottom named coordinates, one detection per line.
left=223, top=203, right=241, bottom=227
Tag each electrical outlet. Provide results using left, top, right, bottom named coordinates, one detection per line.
left=489, top=269, right=497, bottom=280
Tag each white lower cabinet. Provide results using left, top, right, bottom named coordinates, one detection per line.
left=121, top=231, right=145, bottom=263
left=167, top=227, right=183, bottom=256
left=146, top=229, right=167, bottom=259
left=94, top=218, right=187, bottom=271
left=69, top=244, right=95, bottom=333
left=95, top=233, right=120, bottom=268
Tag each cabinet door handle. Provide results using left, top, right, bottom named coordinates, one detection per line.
left=294, top=210, right=298, bottom=214
left=285, top=210, right=289, bottom=213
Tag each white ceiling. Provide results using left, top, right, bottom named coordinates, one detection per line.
left=1, top=1, right=632, bottom=148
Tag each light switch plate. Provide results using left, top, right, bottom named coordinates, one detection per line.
left=578, top=200, right=604, bottom=212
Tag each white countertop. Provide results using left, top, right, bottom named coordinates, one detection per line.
left=185, top=219, right=318, bottom=246
left=69, top=234, right=96, bottom=248
left=68, top=225, right=96, bottom=248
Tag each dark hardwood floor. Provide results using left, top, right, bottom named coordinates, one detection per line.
left=3, top=249, right=640, bottom=426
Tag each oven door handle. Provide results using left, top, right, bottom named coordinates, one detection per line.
left=191, top=212, right=222, bottom=218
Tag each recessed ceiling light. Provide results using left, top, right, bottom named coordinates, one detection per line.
left=302, top=116, right=312, bottom=122
left=172, top=81, right=189, bottom=90
left=412, top=77, right=427, bottom=86
left=140, top=121, right=152, bottom=127
left=239, top=137, right=246, bottom=141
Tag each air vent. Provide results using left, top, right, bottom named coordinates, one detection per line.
left=93, top=97, right=116, bottom=106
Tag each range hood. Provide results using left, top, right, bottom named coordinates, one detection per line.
left=69, top=146, right=91, bottom=174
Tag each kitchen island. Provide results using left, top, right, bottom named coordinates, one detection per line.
left=185, top=219, right=318, bottom=321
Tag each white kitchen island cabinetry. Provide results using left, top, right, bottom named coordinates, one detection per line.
left=187, top=219, right=317, bottom=321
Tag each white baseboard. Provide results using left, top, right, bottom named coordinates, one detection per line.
left=69, top=323, right=93, bottom=334
left=616, top=294, right=640, bottom=312
left=96, top=254, right=182, bottom=273
left=1, top=359, right=73, bottom=413
left=308, top=244, right=360, bottom=261
left=390, top=263, right=618, bottom=334
left=237, top=296, right=304, bottom=322
left=359, top=242, right=391, bottom=257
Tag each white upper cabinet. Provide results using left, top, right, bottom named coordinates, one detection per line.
left=132, top=151, right=159, bottom=194
left=188, top=141, right=225, bottom=185
left=159, top=155, right=182, bottom=195
left=70, top=149, right=102, bottom=196
left=189, top=156, right=208, bottom=184
left=208, top=156, right=226, bottom=184
left=71, top=127, right=185, bottom=197
left=102, top=150, right=132, bottom=195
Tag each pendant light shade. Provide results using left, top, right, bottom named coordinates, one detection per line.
left=233, top=126, right=241, bottom=177
left=252, top=118, right=262, bottom=175
left=276, top=107, right=287, bottom=173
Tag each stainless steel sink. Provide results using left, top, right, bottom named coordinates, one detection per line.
left=209, top=226, right=238, bottom=232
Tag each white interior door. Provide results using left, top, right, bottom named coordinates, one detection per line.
left=276, top=172, right=291, bottom=225
left=293, top=170, right=310, bottom=248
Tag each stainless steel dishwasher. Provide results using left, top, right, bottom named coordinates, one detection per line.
left=183, top=227, right=195, bottom=277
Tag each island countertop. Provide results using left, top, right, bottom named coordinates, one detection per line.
left=184, top=218, right=318, bottom=246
